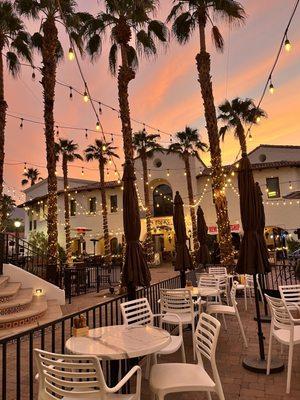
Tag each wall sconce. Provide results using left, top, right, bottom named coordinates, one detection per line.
left=35, top=288, right=44, bottom=297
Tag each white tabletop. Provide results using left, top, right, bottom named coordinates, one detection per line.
left=191, top=287, right=220, bottom=297
left=65, top=325, right=171, bottom=360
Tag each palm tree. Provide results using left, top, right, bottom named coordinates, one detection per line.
left=21, top=167, right=42, bottom=187
left=80, top=1, right=168, bottom=163
left=168, top=126, right=207, bottom=254
left=15, top=0, right=82, bottom=278
left=0, top=1, right=32, bottom=232
left=85, top=140, right=119, bottom=262
left=55, top=139, right=82, bottom=264
left=167, top=0, right=245, bottom=264
left=133, top=131, right=163, bottom=262
left=218, top=97, right=267, bottom=155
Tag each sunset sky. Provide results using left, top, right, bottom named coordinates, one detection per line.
left=3, top=0, right=300, bottom=203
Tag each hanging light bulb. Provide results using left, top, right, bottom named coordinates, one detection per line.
left=81, top=167, right=84, bottom=176
left=68, top=47, right=75, bottom=61
left=83, top=91, right=89, bottom=103
left=69, top=87, right=73, bottom=100
left=249, top=133, right=253, bottom=141
left=170, top=135, right=173, bottom=143
left=23, top=162, right=27, bottom=173
left=289, top=181, right=293, bottom=190
left=111, top=133, right=114, bottom=142
left=109, top=159, right=112, bottom=165
left=31, top=68, right=36, bottom=80
left=143, top=124, right=146, bottom=133
left=269, top=81, right=275, bottom=94
left=284, top=37, right=291, bottom=52
left=102, top=144, right=107, bottom=151
left=96, top=121, right=100, bottom=131
left=256, top=115, right=261, bottom=123
left=148, top=170, right=152, bottom=178
left=167, top=169, right=170, bottom=177
left=20, top=118, right=23, bottom=129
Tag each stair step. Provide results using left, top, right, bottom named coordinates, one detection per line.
left=0, top=297, right=48, bottom=328
left=0, top=288, right=33, bottom=314
left=0, top=300, right=62, bottom=338
left=0, top=282, right=21, bottom=299
left=0, top=276, right=9, bottom=287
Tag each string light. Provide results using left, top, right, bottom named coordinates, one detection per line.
left=256, top=116, right=261, bottom=123
left=83, top=90, right=89, bottom=103
left=31, top=68, right=36, bottom=80
left=284, top=37, right=292, bottom=51
left=102, top=144, right=107, bottom=151
left=19, top=118, right=23, bottom=129
left=269, top=80, right=275, bottom=94
left=167, top=169, right=170, bottom=177
left=248, top=133, right=253, bottom=141
left=96, top=121, right=100, bottom=131
left=68, top=47, right=75, bottom=61
left=69, top=87, right=73, bottom=99
left=23, top=162, right=27, bottom=173
left=98, top=102, right=102, bottom=114
left=81, top=167, right=84, bottom=176
left=289, top=181, right=293, bottom=190
left=85, top=129, right=88, bottom=139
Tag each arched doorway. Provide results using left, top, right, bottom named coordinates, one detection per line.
left=153, top=184, right=173, bottom=217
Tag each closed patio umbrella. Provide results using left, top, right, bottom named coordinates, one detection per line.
left=173, top=191, right=193, bottom=287
left=236, top=155, right=282, bottom=373
left=196, top=205, right=211, bottom=268
left=121, top=160, right=151, bottom=299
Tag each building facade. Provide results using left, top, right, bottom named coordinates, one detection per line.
left=21, top=145, right=300, bottom=256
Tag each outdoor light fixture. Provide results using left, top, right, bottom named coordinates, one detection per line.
left=269, top=82, right=275, bottom=94
left=35, top=288, right=44, bottom=296
left=14, top=220, right=21, bottom=229
left=68, top=47, right=75, bottom=61
left=289, top=181, right=293, bottom=190
left=249, top=133, right=253, bottom=141
left=96, top=121, right=100, bottom=131
left=83, top=91, right=89, bottom=102
left=256, top=116, right=261, bottom=123
left=102, top=144, right=107, bottom=151
left=284, top=38, right=291, bottom=52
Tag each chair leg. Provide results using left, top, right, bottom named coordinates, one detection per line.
left=266, top=332, right=273, bottom=375
left=145, top=355, right=151, bottom=380
left=286, top=341, right=294, bottom=394
left=191, top=321, right=196, bottom=360
left=236, top=312, right=248, bottom=348
left=206, top=391, right=212, bottom=400
left=180, top=339, right=186, bottom=363
left=244, top=287, right=247, bottom=310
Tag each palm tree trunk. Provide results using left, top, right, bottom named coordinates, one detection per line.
left=41, top=17, right=59, bottom=281
left=118, top=43, right=135, bottom=162
left=183, top=154, right=198, bottom=254
left=0, top=42, right=7, bottom=233
left=99, top=159, right=111, bottom=263
left=62, top=156, right=72, bottom=265
left=196, top=20, right=234, bottom=265
left=237, top=125, right=247, bottom=155
left=141, top=153, right=154, bottom=262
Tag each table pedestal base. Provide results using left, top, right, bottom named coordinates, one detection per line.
left=242, top=356, right=284, bottom=374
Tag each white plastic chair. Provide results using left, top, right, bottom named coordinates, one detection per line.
left=236, top=275, right=254, bottom=310
left=120, top=298, right=186, bottom=363
left=265, top=294, right=300, bottom=394
left=208, top=266, right=227, bottom=276
left=34, top=348, right=141, bottom=400
left=198, top=275, right=223, bottom=305
left=159, top=288, right=200, bottom=359
left=279, top=284, right=300, bottom=312
left=207, top=281, right=248, bottom=348
left=149, top=313, right=225, bottom=400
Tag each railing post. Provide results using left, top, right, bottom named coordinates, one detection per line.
left=0, top=233, right=4, bottom=275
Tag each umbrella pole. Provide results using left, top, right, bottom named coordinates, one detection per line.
left=180, top=270, right=186, bottom=288
left=242, top=274, right=284, bottom=373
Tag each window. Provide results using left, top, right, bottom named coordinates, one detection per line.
left=153, top=184, right=173, bottom=217
left=29, top=221, right=32, bottom=231
left=110, top=195, right=118, bottom=213
left=70, top=199, right=76, bottom=216
left=33, top=220, right=37, bottom=230
left=89, top=197, right=97, bottom=213
left=266, top=177, right=280, bottom=198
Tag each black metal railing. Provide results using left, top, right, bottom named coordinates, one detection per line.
left=0, top=274, right=182, bottom=400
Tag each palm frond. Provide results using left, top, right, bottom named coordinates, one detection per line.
left=211, top=25, right=224, bottom=52
left=5, top=52, right=21, bottom=77
left=109, top=43, right=118, bottom=75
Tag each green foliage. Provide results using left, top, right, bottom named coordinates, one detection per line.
left=167, top=126, right=207, bottom=159
left=0, top=1, right=32, bottom=76
left=55, top=139, right=83, bottom=163
left=85, top=140, right=119, bottom=164
left=80, top=0, right=168, bottom=75
left=133, top=131, right=163, bottom=159
left=287, top=238, right=300, bottom=254
left=2, top=195, right=16, bottom=230
left=21, top=167, right=42, bottom=187
left=29, top=231, right=67, bottom=263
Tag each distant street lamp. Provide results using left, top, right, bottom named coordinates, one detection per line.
left=90, top=238, right=99, bottom=256
left=14, top=221, right=22, bottom=259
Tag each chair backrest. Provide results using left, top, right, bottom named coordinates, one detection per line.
left=245, top=275, right=254, bottom=288
left=160, top=288, right=194, bottom=315
left=230, top=281, right=239, bottom=309
left=265, top=295, right=292, bottom=330
left=279, top=285, right=300, bottom=310
left=34, top=349, right=107, bottom=400
left=198, top=275, right=220, bottom=289
left=120, top=297, right=153, bottom=326
left=208, top=266, right=227, bottom=276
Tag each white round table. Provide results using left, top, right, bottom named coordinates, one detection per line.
left=191, top=287, right=220, bottom=297
left=65, top=325, right=171, bottom=360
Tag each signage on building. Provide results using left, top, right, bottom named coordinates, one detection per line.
left=208, top=224, right=240, bottom=234
left=151, top=217, right=173, bottom=230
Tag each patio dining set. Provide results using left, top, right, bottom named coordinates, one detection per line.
left=33, top=267, right=300, bottom=400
